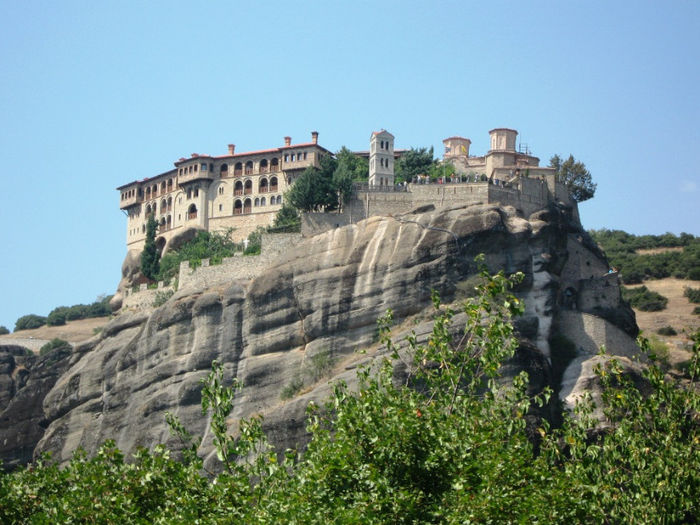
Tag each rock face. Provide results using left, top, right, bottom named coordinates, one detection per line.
left=2, top=202, right=639, bottom=468
left=0, top=345, right=72, bottom=469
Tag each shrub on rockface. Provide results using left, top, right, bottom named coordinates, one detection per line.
left=0, top=326, right=9, bottom=335
left=39, top=338, right=71, bottom=356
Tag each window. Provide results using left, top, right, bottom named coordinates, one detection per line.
left=244, top=179, right=252, bottom=194
left=234, top=199, right=242, bottom=215
left=201, top=163, right=207, bottom=171
left=254, top=197, right=260, bottom=207
left=243, top=198, right=252, bottom=214
left=291, top=153, right=295, bottom=162
left=261, top=197, right=266, bottom=206
left=187, top=204, right=197, bottom=220
left=234, top=180, right=243, bottom=195
left=284, top=154, right=289, bottom=162
left=218, top=186, right=224, bottom=195
left=219, top=204, right=223, bottom=211
left=194, top=188, right=199, bottom=197
left=303, top=152, right=307, bottom=160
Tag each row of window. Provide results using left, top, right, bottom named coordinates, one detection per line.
left=177, top=152, right=310, bottom=179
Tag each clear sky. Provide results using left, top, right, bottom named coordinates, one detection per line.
left=0, top=1, right=698, bottom=331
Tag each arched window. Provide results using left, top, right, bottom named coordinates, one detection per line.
left=244, top=179, right=252, bottom=195
left=254, top=197, right=260, bottom=207
left=160, top=217, right=166, bottom=231
left=167, top=179, right=173, bottom=191
left=218, top=186, right=224, bottom=195
left=234, top=162, right=242, bottom=176
left=234, top=199, right=243, bottom=215
left=234, top=180, right=243, bottom=196
left=152, top=184, right=158, bottom=197
left=245, top=161, right=253, bottom=175
left=270, top=176, right=278, bottom=193
left=259, top=178, right=268, bottom=193
left=167, top=197, right=172, bottom=211
left=187, top=204, right=197, bottom=220
left=161, top=181, right=167, bottom=193
left=259, top=159, right=268, bottom=173
left=220, top=163, right=228, bottom=176
left=243, top=198, right=252, bottom=214
left=277, top=195, right=282, bottom=205
left=161, top=199, right=167, bottom=213
left=166, top=215, right=171, bottom=229
left=261, top=197, right=266, bottom=206
left=146, top=187, right=151, bottom=199
left=271, top=158, right=279, bottom=172
left=142, top=224, right=146, bottom=233
left=145, top=204, right=152, bottom=216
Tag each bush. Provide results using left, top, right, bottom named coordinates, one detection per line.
left=14, top=314, right=47, bottom=331
left=39, top=338, right=70, bottom=355
left=693, top=306, right=700, bottom=315
left=152, top=290, right=174, bottom=308
left=622, top=285, right=668, bottom=311
left=684, top=286, right=700, bottom=304
left=0, top=326, right=9, bottom=335
left=657, top=325, right=677, bottom=336
left=280, top=376, right=304, bottom=400
left=46, top=309, right=67, bottom=326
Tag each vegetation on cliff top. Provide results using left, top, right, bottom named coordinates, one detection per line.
left=2, top=268, right=698, bottom=523
left=589, top=229, right=700, bottom=283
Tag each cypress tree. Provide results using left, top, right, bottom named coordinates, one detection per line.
left=141, top=214, right=160, bottom=280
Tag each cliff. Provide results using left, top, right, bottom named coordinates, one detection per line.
left=0, top=202, right=639, bottom=469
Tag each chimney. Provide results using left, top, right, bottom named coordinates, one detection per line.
left=228, top=144, right=235, bottom=155
left=284, top=136, right=291, bottom=146
left=311, top=131, right=318, bottom=144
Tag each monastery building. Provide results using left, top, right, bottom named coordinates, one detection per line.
left=118, top=132, right=330, bottom=250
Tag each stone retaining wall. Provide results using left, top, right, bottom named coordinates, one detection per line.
left=177, top=233, right=302, bottom=290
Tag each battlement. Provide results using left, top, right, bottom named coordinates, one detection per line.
left=302, top=174, right=575, bottom=237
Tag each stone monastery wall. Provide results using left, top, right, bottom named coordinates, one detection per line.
left=302, top=177, right=572, bottom=237
left=177, top=233, right=302, bottom=291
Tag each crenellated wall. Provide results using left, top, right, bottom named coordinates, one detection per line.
left=302, top=177, right=571, bottom=237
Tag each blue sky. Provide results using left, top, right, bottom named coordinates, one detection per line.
left=0, top=1, right=698, bottom=331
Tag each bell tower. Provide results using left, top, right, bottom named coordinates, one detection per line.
left=369, top=129, right=395, bottom=187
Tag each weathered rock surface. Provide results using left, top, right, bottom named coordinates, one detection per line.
left=0, top=345, right=72, bottom=469
left=2, top=203, right=639, bottom=468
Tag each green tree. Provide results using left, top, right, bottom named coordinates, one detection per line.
left=549, top=154, right=596, bottom=202
left=14, top=314, right=47, bottom=331
left=0, top=326, right=9, bottom=335
left=140, top=213, right=160, bottom=280
left=271, top=202, right=300, bottom=232
left=335, top=146, right=369, bottom=182
left=286, top=156, right=338, bottom=212
left=395, top=146, right=436, bottom=183
left=428, top=161, right=457, bottom=181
